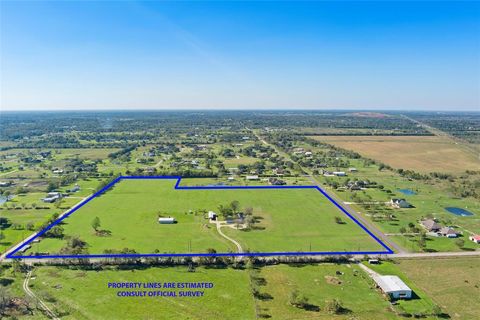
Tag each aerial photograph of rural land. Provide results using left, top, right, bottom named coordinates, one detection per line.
left=0, top=1, right=479, bottom=319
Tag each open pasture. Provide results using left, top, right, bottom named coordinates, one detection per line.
left=17, top=178, right=386, bottom=256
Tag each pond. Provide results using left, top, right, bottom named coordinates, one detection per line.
left=445, top=207, right=474, bottom=217
left=397, top=189, right=416, bottom=195
left=0, top=195, right=13, bottom=205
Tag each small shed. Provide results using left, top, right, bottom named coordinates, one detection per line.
left=158, top=217, right=176, bottom=224
left=246, top=175, right=259, bottom=180
left=373, top=275, right=412, bottom=299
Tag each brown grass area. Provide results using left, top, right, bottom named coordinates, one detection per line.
left=314, top=135, right=480, bottom=173
left=398, top=257, right=480, bottom=319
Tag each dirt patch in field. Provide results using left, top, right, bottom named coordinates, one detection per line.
left=324, top=275, right=342, bottom=285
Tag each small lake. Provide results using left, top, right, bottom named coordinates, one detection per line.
left=398, top=189, right=416, bottom=195
left=445, top=207, right=474, bottom=217
left=0, top=195, right=13, bottom=205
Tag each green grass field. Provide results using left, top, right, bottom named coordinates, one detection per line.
left=22, top=179, right=384, bottom=256
left=256, top=263, right=397, bottom=319
left=13, top=262, right=439, bottom=320
left=27, top=266, right=256, bottom=320
left=397, top=257, right=480, bottom=320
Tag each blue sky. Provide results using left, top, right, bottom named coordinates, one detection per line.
left=1, top=1, right=479, bottom=111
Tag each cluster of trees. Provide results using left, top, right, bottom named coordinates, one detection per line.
left=108, top=145, right=137, bottom=161
left=289, top=290, right=344, bottom=313
left=59, top=236, right=88, bottom=255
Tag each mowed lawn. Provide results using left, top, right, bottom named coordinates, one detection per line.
left=313, top=135, right=480, bottom=173
left=25, top=179, right=384, bottom=255
left=397, top=257, right=480, bottom=320
left=29, top=266, right=255, bottom=320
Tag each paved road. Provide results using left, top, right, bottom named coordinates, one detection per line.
left=5, top=249, right=479, bottom=265
left=390, top=250, right=480, bottom=259
left=23, top=270, right=59, bottom=320
left=0, top=194, right=93, bottom=262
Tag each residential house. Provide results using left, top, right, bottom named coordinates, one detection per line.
left=438, top=227, right=458, bottom=238
left=42, top=192, right=62, bottom=203
left=390, top=198, right=412, bottom=209
left=469, top=234, right=480, bottom=244
left=420, top=219, right=442, bottom=232
left=268, top=177, right=286, bottom=185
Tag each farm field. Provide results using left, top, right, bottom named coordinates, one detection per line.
left=18, top=178, right=385, bottom=256
left=3, top=263, right=439, bottom=320
left=397, top=257, right=480, bottom=320
left=313, top=135, right=480, bottom=173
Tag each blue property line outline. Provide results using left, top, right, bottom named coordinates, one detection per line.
left=8, top=176, right=393, bottom=259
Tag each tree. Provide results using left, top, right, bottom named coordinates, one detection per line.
left=399, top=227, right=407, bottom=234
left=217, top=204, right=232, bottom=219
left=45, top=225, right=64, bottom=238
left=230, top=200, right=240, bottom=214
left=334, top=216, right=344, bottom=224
left=432, top=304, right=443, bottom=317
left=244, top=207, right=253, bottom=216
left=0, top=286, right=12, bottom=311
left=46, top=181, right=57, bottom=192
left=289, top=289, right=310, bottom=309
left=325, top=299, right=344, bottom=314
left=418, top=236, right=426, bottom=251
left=455, top=239, right=465, bottom=249
left=92, top=216, right=101, bottom=232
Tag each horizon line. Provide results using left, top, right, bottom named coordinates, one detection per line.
left=1, top=107, right=479, bottom=113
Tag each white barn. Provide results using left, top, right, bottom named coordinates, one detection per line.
left=374, top=275, right=412, bottom=299
left=208, top=211, right=217, bottom=220
left=158, top=217, right=176, bottom=224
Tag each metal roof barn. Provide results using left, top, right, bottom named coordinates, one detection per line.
left=373, top=275, right=412, bottom=299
